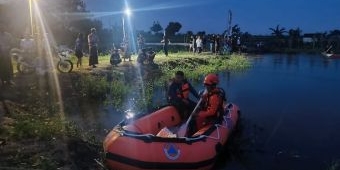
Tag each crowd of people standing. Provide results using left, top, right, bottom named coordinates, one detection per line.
left=189, top=34, right=236, bottom=55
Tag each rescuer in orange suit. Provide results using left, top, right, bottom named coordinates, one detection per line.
left=167, top=71, right=199, bottom=119
left=193, top=73, right=226, bottom=132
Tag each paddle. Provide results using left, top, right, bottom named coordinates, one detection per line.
left=324, top=45, right=333, bottom=53
left=177, top=93, right=205, bottom=137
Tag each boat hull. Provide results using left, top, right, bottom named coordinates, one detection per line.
left=103, top=104, right=240, bottom=170
left=322, top=52, right=340, bottom=58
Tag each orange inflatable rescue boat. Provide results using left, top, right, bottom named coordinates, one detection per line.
left=103, top=103, right=240, bottom=170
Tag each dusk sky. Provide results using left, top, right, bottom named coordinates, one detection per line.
left=84, top=0, right=340, bottom=35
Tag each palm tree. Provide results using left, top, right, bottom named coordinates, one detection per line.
left=269, top=25, right=287, bottom=48
left=269, top=25, right=287, bottom=37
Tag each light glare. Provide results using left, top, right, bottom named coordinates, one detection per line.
left=124, top=8, right=131, bottom=16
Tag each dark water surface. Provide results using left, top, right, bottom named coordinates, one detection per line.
left=76, top=54, right=340, bottom=170
left=218, top=54, right=340, bottom=170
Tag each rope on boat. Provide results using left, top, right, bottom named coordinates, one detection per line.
left=199, top=109, right=234, bottom=141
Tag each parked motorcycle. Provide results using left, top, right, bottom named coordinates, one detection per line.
left=10, top=47, right=73, bottom=74
left=56, top=50, right=73, bottom=73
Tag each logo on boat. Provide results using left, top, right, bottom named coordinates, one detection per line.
left=163, top=143, right=180, bottom=160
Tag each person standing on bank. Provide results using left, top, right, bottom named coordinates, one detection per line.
left=0, top=23, right=14, bottom=86
left=137, top=33, right=145, bottom=52
left=196, top=36, right=203, bottom=53
left=88, top=28, right=99, bottom=68
left=167, top=71, right=199, bottom=119
left=75, top=33, right=84, bottom=68
left=161, top=35, right=170, bottom=57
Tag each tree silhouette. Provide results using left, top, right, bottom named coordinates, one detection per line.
left=197, top=31, right=206, bottom=36
left=269, top=24, right=286, bottom=37
left=288, top=28, right=302, bottom=49
left=150, top=21, right=163, bottom=34
left=165, top=22, right=182, bottom=37
left=232, top=24, right=241, bottom=37
left=269, top=25, right=287, bottom=48
left=186, top=31, right=193, bottom=36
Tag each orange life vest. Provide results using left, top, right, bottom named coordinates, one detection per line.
left=202, top=88, right=226, bottom=117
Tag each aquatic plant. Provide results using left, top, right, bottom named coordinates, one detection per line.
left=157, top=53, right=251, bottom=84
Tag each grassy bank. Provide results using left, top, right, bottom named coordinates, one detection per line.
left=57, top=52, right=250, bottom=109
left=155, top=52, right=250, bottom=83
left=73, top=52, right=250, bottom=109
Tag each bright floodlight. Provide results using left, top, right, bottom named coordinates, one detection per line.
left=124, top=8, right=131, bottom=16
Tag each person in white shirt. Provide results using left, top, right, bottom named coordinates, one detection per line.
left=196, top=36, right=203, bottom=53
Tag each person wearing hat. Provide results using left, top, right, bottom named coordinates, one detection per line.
left=192, top=73, right=227, bottom=133
left=87, top=28, right=99, bottom=68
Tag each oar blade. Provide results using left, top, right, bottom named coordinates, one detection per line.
left=176, top=123, right=188, bottom=137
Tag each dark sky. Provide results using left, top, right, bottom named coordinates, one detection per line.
left=84, top=0, right=340, bottom=35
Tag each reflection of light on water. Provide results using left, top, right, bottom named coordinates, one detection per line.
left=136, top=64, right=146, bottom=107
left=32, top=1, right=65, bottom=121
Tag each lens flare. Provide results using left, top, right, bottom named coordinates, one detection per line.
left=32, top=0, right=65, bottom=122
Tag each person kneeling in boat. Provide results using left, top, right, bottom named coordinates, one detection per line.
left=167, top=71, right=199, bottom=120
left=189, top=73, right=226, bottom=136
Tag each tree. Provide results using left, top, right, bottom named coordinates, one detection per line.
left=269, top=25, right=287, bottom=48
left=186, top=31, right=193, bottom=36
left=269, top=24, right=286, bottom=38
left=288, top=28, right=302, bottom=49
left=232, top=24, right=242, bottom=38
left=150, top=21, right=163, bottom=34
left=196, top=31, right=206, bottom=36
left=165, top=22, right=182, bottom=37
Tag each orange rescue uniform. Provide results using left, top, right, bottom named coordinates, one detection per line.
left=195, top=88, right=223, bottom=130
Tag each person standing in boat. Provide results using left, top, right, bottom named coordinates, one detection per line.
left=191, top=73, right=226, bottom=135
left=167, top=71, right=199, bottom=119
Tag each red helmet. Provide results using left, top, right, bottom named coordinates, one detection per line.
left=204, top=73, right=219, bottom=85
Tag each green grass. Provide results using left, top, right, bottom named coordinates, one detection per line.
left=155, top=52, right=251, bottom=83
left=73, top=74, right=131, bottom=108
left=69, top=51, right=251, bottom=109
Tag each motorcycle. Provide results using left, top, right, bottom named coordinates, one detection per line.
left=137, top=48, right=156, bottom=65
left=56, top=50, right=73, bottom=73
left=10, top=47, right=73, bottom=74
